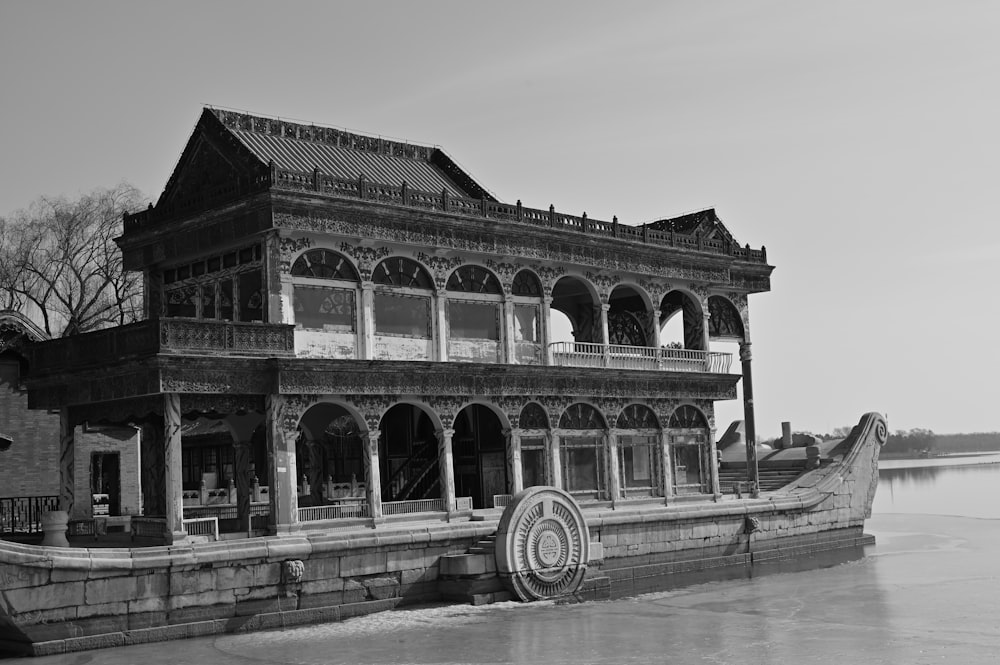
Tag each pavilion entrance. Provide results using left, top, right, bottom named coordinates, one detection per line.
left=379, top=404, right=441, bottom=503
left=453, top=404, right=507, bottom=509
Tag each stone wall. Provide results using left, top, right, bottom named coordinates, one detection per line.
left=0, top=521, right=494, bottom=655
left=73, top=426, right=142, bottom=520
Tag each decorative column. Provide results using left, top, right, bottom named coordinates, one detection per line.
left=233, top=440, right=253, bottom=533
left=436, top=428, right=457, bottom=513
left=547, top=431, right=562, bottom=490
left=707, top=425, right=722, bottom=499
left=506, top=428, right=524, bottom=494
left=365, top=430, right=383, bottom=521
left=600, top=303, right=611, bottom=367
left=305, top=438, right=325, bottom=505
left=542, top=296, right=554, bottom=365
left=361, top=282, right=375, bottom=360
left=740, top=341, right=761, bottom=497
left=659, top=430, right=674, bottom=504
left=58, top=408, right=75, bottom=517
left=163, top=393, right=186, bottom=541
left=435, top=290, right=449, bottom=362
left=650, top=308, right=662, bottom=350
left=702, top=309, right=712, bottom=358
left=266, top=394, right=299, bottom=534
left=606, top=431, right=621, bottom=506
left=503, top=296, right=516, bottom=364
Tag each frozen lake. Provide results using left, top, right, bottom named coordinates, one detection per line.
left=7, top=458, right=1000, bottom=664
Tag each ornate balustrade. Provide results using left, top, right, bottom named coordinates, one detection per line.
left=27, top=319, right=295, bottom=373
left=123, top=165, right=767, bottom=264
left=0, top=495, right=59, bottom=535
left=549, top=342, right=732, bottom=373
left=382, top=498, right=444, bottom=516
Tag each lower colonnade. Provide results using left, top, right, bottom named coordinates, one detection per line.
left=55, top=392, right=724, bottom=542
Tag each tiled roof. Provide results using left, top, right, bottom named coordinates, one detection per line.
left=645, top=208, right=737, bottom=244
left=209, top=109, right=486, bottom=199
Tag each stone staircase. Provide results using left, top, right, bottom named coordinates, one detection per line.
left=718, top=467, right=805, bottom=493
left=437, top=533, right=514, bottom=605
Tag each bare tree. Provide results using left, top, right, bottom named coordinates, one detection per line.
left=0, top=183, right=147, bottom=337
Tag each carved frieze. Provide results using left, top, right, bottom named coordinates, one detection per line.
left=339, top=243, right=392, bottom=281
left=486, top=260, right=522, bottom=295
left=416, top=253, right=463, bottom=291
left=348, top=394, right=397, bottom=431
left=274, top=212, right=736, bottom=289
left=278, top=236, right=313, bottom=273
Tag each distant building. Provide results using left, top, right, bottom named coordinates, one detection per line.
left=22, top=108, right=771, bottom=539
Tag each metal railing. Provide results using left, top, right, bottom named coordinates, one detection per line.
left=493, top=494, right=513, bottom=508
left=382, top=498, right=444, bottom=515
left=182, top=516, right=219, bottom=541
left=549, top=342, right=732, bottom=373
left=0, top=495, right=59, bottom=535
left=298, top=501, right=370, bottom=521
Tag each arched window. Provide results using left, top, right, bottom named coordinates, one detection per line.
left=446, top=265, right=502, bottom=294
left=373, top=257, right=433, bottom=289
left=559, top=403, right=606, bottom=499
left=512, top=270, right=542, bottom=297
left=708, top=295, right=745, bottom=340
left=291, top=249, right=359, bottom=281
left=291, top=250, right=359, bottom=331
left=616, top=404, right=660, bottom=498
left=447, top=265, right=502, bottom=341
left=372, top=257, right=433, bottom=338
left=668, top=405, right=709, bottom=495
left=519, top=402, right=549, bottom=488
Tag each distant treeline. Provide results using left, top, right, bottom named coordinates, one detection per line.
left=866, top=429, right=1000, bottom=455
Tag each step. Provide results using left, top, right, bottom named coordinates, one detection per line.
left=439, top=551, right=496, bottom=576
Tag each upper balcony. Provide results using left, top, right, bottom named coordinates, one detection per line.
left=550, top=342, right=732, bottom=373
left=27, top=319, right=295, bottom=375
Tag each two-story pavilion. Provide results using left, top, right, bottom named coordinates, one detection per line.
left=24, top=108, right=772, bottom=542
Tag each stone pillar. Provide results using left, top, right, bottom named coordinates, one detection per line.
left=305, top=438, right=325, bottom=505
left=503, top=296, right=516, bottom=364
left=542, top=296, right=554, bottom=365
left=740, top=342, right=761, bottom=497
left=437, top=428, right=457, bottom=513
left=163, top=393, right=186, bottom=541
left=506, top=428, right=524, bottom=494
left=702, top=309, right=712, bottom=361
left=660, top=430, right=674, bottom=504
left=781, top=421, right=792, bottom=450
left=365, top=430, right=383, bottom=521
left=600, top=303, right=611, bottom=367
left=707, top=426, right=721, bottom=499
left=435, top=291, right=449, bottom=362
left=548, top=431, right=562, bottom=490
left=266, top=394, right=299, bottom=534
left=606, top=431, right=621, bottom=506
left=233, top=439, right=253, bottom=533
left=58, top=408, right=75, bottom=517
left=361, top=282, right=375, bottom=360
left=650, top=308, right=662, bottom=350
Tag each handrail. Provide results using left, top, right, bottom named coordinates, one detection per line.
left=549, top=342, right=732, bottom=373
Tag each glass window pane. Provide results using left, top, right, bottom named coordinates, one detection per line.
left=449, top=301, right=499, bottom=340
left=514, top=305, right=539, bottom=342
left=201, top=284, right=216, bottom=319
left=374, top=293, right=431, bottom=337
left=522, top=448, right=545, bottom=488
left=294, top=286, right=355, bottom=331
left=238, top=270, right=263, bottom=322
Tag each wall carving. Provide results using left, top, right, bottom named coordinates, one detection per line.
left=278, top=236, right=313, bottom=273
left=339, top=243, right=392, bottom=281
left=274, top=212, right=738, bottom=289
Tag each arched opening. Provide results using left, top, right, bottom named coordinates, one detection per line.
left=659, top=290, right=706, bottom=351
left=668, top=405, right=711, bottom=495
left=616, top=404, right=661, bottom=498
left=519, top=402, right=550, bottom=488
left=378, top=404, right=439, bottom=503
left=296, top=403, right=365, bottom=508
left=608, top=285, right=651, bottom=347
left=453, top=404, right=507, bottom=509
left=551, top=276, right=601, bottom=344
left=559, top=403, right=608, bottom=500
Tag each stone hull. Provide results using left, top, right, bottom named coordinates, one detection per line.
left=0, top=413, right=885, bottom=657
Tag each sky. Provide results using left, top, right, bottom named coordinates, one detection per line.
left=1, top=1, right=998, bottom=436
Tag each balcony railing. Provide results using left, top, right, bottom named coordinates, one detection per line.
left=27, top=318, right=296, bottom=373
left=550, top=342, right=732, bottom=373
left=0, top=495, right=59, bottom=535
